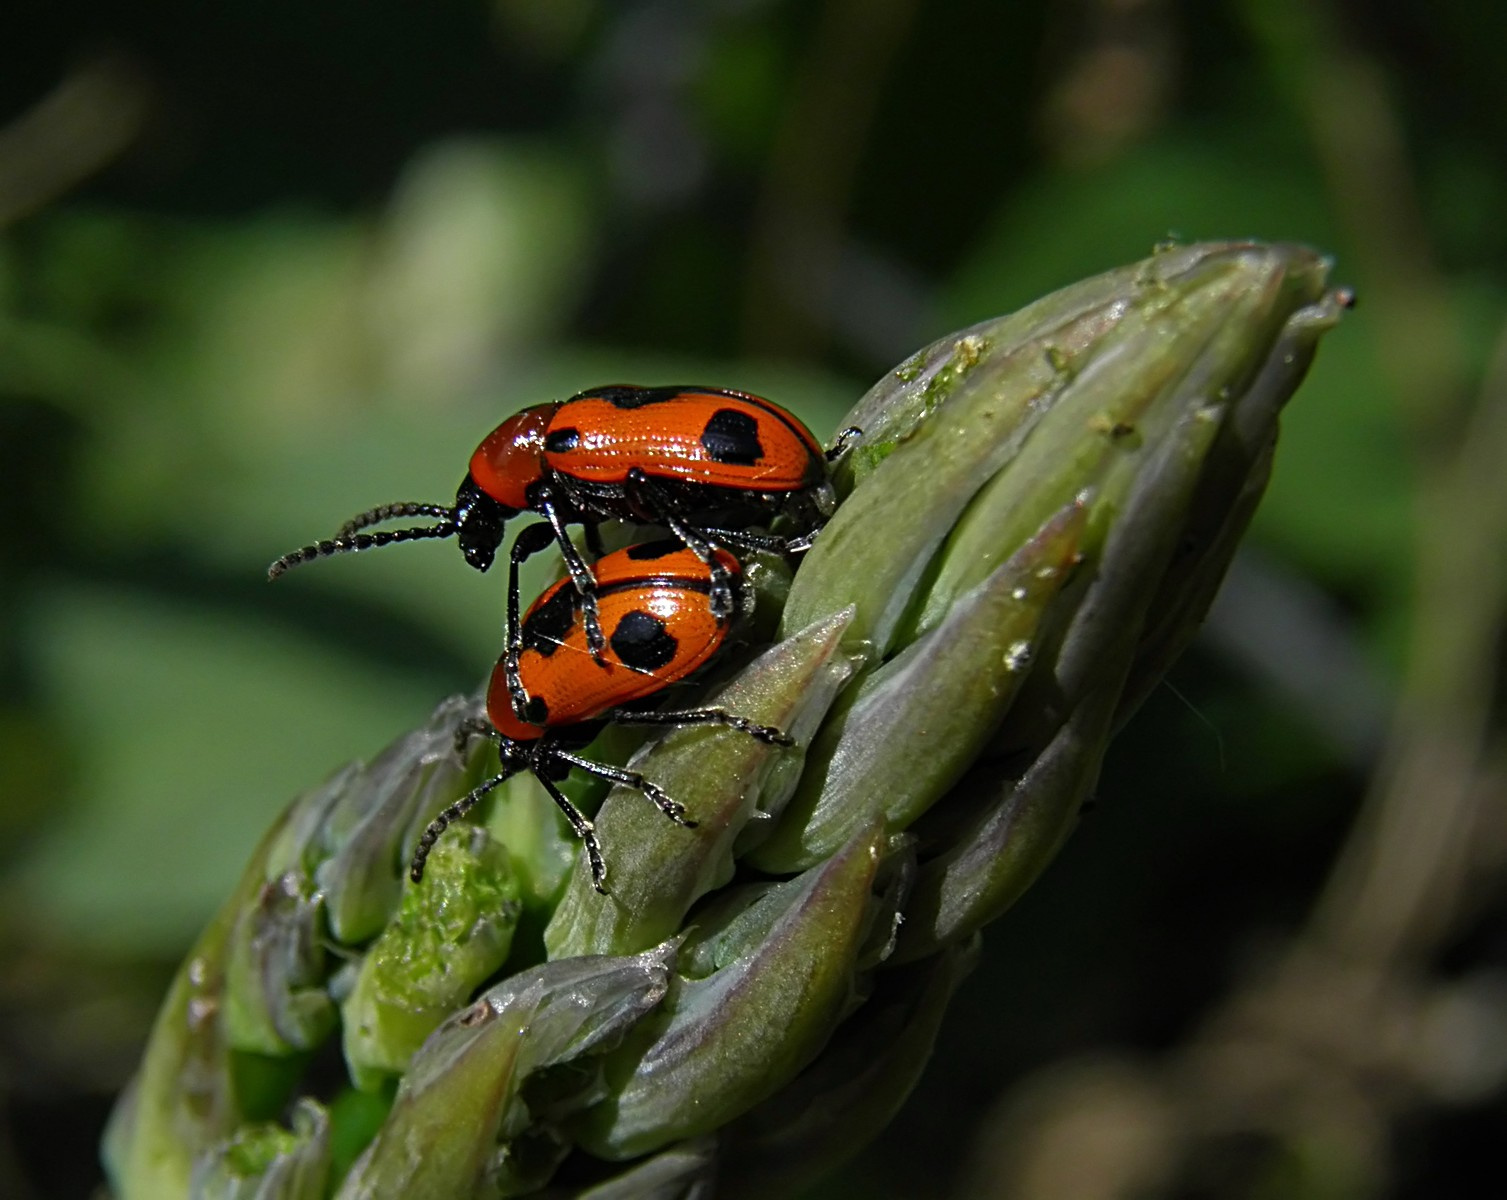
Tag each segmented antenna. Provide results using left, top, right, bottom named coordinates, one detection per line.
left=267, top=520, right=457, bottom=580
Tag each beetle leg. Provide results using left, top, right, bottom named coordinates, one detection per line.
left=775, top=485, right=838, bottom=552
left=612, top=706, right=795, bottom=746
left=532, top=770, right=608, bottom=894
left=698, top=526, right=799, bottom=555
left=553, top=749, right=699, bottom=833
left=536, top=492, right=609, bottom=664
left=825, top=425, right=863, bottom=463
left=582, top=518, right=606, bottom=558
left=505, top=522, right=562, bottom=721
left=624, top=468, right=740, bottom=621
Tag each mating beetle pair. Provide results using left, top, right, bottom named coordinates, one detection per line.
left=272, top=384, right=854, bottom=892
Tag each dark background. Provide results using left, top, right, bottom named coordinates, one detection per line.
left=4, top=1, right=1505, bottom=1196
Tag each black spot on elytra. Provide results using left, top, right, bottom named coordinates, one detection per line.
left=523, top=695, right=550, bottom=724
left=521, top=586, right=577, bottom=656
left=700, top=408, right=763, bottom=466
left=545, top=427, right=581, bottom=453
left=626, top=540, right=683, bottom=561
left=610, top=610, right=679, bottom=672
left=590, top=385, right=679, bottom=410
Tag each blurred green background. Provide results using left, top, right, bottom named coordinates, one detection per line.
left=4, top=1, right=1505, bottom=1197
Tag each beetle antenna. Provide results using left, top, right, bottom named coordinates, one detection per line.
left=336, top=501, right=455, bottom=539
left=267, top=522, right=457, bottom=580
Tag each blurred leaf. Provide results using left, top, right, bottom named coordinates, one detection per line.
left=948, top=134, right=1338, bottom=325
left=695, top=26, right=785, bottom=165
left=19, top=583, right=437, bottom=954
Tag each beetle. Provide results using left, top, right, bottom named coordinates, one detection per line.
left=409, top=536, right=792, bottom=893
left=268, top=384, right=857, bottom=662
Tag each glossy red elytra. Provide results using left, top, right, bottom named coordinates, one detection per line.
left=269, top=384, right=857, bottom=660
left=410, top=538, right=792, bottom=894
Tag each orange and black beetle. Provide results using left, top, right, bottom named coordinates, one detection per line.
left=269, top=384, right=855, bottom=656
left=409, top=538, right=792, bottom=894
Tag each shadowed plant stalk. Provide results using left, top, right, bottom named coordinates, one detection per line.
left=103, top=241, right=1348, bottom=1199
